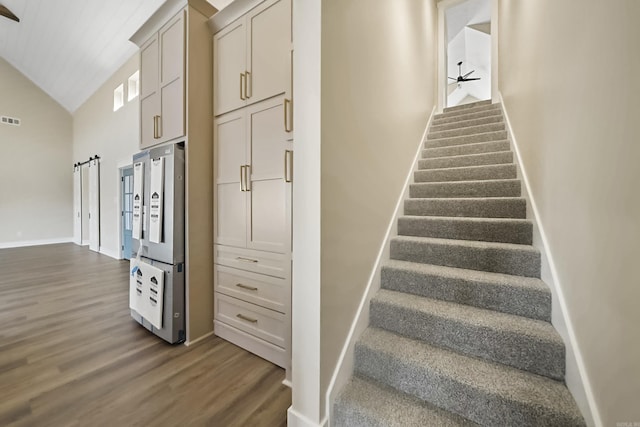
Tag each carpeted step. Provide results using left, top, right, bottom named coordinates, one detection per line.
left=409, top=179, right=520, bottom=198
left=380, top=260, right=551, bottom=321
left=333, top=376, right=478, bottom=427
left=443, top=99, right=492, bottom=113
left=419, top=151, right=513, bottom=169
left=430, top=114, right=503, bottom=133
left=354, top=328, right=586, bottom=427
left=422, top=140, right=510, bottom=159
left=390, top=236, right=540, bottom=277
left=397, top=215, right=532, bottom=244
left=428, top=122, right=505, bottom=140
left=404, top=197, right=526, bottom=219
left=433, top=108, right=504, bottom=126
left=414, top=164, right=517, bottom=183
left=426, top=130, right=509, bottom=149
left=370, top=289, right=564, bottom=379
left=436, top=103, right=500, bottom=120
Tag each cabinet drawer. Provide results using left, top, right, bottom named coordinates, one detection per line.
left=215, top=293, right=285, bottom=348
left=214, top=245, right=289, bottom=278
left=215, top=265, right=288, bottom=313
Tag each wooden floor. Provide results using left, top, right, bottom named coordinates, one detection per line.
left=0, top=244, right=290, bottom=426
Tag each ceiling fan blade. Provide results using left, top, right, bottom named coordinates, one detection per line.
left=461, top=77, right=481, bottom=81
left=0, top=5, right=19, bottom=22
left=448, top=77, right=457, bottom=81
left=462, top=70, right=475, bottom=79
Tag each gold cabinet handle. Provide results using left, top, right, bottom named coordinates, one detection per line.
left=284, top=150, right=293, bottom=183
left=239, top=165, right=245, bottom=191
left=240, top=73, right=246, bottom=100
left=153, top=115, right=160, bottom=139
left=245, top=71, right=252, bottom=98
left=244, top=164, right=250, bottom=191
left=236, top=256, right=258, bottom=263
left=284, top=98, right=292, bottom=132
left=236, top=313, right=258, bottom=323
left=157, top=115, right=162, bottom=139
left=236, top=283, right=258, bottom=291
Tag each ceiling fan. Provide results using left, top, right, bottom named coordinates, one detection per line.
left=448, top=61, right=480, bottom=85
left=0, top=4, right=19, bottom=22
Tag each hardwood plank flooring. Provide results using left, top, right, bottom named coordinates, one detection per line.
left=0, top=244, right=290, bottom=426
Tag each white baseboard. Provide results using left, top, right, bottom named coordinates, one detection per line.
left=287, top=407, right=328, bottom=427
left=0, top=237, right=73, bottom=249
left=323, top=107, right=436, bottom=425
left=498, top=92, right=600, bottom=427
left=99, top=246, right=122, bottom=260
left=184, top=330, right=215, bottom=347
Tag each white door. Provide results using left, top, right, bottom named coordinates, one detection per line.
left=88, top=159, right=100, bottom=252
left=159, top=11, right=185, bottom=143
left=247, top=0, right=291, bottom=106
left=246, top=97, right=291, bottom=253
left=140, top=35, right=160, bottom=148
left=73, top=167, right=82, bottom=245
left=213, top=19, right=247, bottom=116
left=214, top=110, right=247, bottom=248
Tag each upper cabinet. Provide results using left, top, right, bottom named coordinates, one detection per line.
left=213, top=0, right=291, bottom=117
left=140, top=12, right=185, bottom=149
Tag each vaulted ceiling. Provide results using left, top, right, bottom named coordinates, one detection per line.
left=0, top=0, right=228, bottom=113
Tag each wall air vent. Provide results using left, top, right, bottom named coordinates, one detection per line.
left=1, top=116, right=21, bottom=126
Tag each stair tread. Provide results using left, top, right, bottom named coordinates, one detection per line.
left=443, top=100, right=492, bottom=113
left=399, top=215, right=531, bottom=225
left=426, top=130, right=507, bottom=144
left=415, top=163, right=515, bottom=173
left=373, top=289, right=561, bottom=345
left=428, top=123, right=505, bottom=140
left=391, top=235, right=539, bottom=253
left=433, top=109, right=504, bottom=125
left=335, top=376, right=478, bottom=427
left=358, top=327, right=583, bottom=421
left=420, top=150, right=513, bottom=162
left=436, top=104, right=499, bottom=119
left=430, top=114, right=503, bottom=131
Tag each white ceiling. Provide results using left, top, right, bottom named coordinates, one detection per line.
left=0, top=0, right=229, bottom=113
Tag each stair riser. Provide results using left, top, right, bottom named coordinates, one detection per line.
left=380, top=266, right=551, bottom=321
left=430, top=115, right=503, bottom=132
left=404, top=198, right=526, bottom=219
left=426, top=131, right=508, bottom=149
left=428, top=123, right=505, bottom=140
left=409, top=180, right=521, bottom=198
left=433, top=109, right=503, bottom=126
left=397, top=217, right=532, bottom=244
left=390, top=239, right=541, bottom=277
left=419, top=151, right=513, bottom=169
left=443, top=100, right=492, bottom=113
left=422, top=141, right=510, bottom=159
left=436, top=104, right=500, bottom=120
left=354, top=345, right=582, bottom=427
left=414, top=164, right=517, bottom=183
left=370, top=300, right=564, bottom=379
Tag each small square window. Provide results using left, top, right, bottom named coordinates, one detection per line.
left=128, top=70, right=140, bottom=102
left=114, top=84, right=124, bottom=111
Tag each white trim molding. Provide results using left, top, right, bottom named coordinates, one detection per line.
left=287, top=408, right=327, bottom=427
left=0, top=237, right=74, bottom=249
left=498, top=92, right=600, bottom=427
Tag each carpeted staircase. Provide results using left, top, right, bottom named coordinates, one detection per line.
left=333, top=100, right=586, bottom=426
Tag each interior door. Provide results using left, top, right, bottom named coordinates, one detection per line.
left=247, top=0, right=291, bottom=106
left=159, top=11, right=185, bottom=143
left=122, top=167, right=134, bottom=259
left=213, top=18, right=247, bottom=116
left=73, top=167, right=82, bottom=245
left=246, top=97, right=290, bottom=253
left=214, top=110, right=247, bottom=248
left=88, top=159, right=100, bottom=252
left=140, top=35, right=160, bottom=148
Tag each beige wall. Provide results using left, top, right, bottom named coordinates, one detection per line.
left=499, top=0, right=640, bottom=424
left=319, top=0, right=438, bottom=417
left=73, top=54, right=140, bottom=258
left=0, top=58, right=73, bottom=246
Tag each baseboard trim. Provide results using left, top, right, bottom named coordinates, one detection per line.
left=184, top=330, right=215, bottom=347
left=323, top=107, right=436, bottom=425
left=99, top=247, right=122, bottom=260
left=498, top=92, right=601, bottom=427
left=0, top=237, right=73, bottom=249
left=287, top=407, right=328, bottom=427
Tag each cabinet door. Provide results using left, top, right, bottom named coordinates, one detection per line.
left=159, top=12, right=185, bottom=143
left=246, top=97, right=291, bottom=254
left=140, top=35, right=160, bottom=148
left=213, top=19, right=247, bottom=116
left=246, top=0, right=291, bottom=106
left=214, top=110, right=247, bottom=248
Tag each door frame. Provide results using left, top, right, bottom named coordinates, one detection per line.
left=437, top=0, right=499, bottom=112
left=118, top=160, right=134, bottom=260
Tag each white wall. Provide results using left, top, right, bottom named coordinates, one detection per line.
left=73, top=54, right=141, bottom=259
left=0, top=58, right=73, bottom=247
left=499, top=0, right=640, bottom=424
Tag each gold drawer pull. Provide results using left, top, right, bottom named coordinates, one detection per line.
left=236, top=313, right=257, bottom=323
left=236, top=283, right=258, bottom=291
left=236, top=256, right=258, bottom=263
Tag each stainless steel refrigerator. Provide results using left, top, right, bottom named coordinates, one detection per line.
left=129, top=142, right=186, bottom=344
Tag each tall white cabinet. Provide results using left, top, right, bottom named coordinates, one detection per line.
left=211, top=0, right=293, bottom=375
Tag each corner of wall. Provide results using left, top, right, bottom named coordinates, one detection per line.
left=498, top=92, right=601, bottom=427
left=323, top=107, right=436, bottom=424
